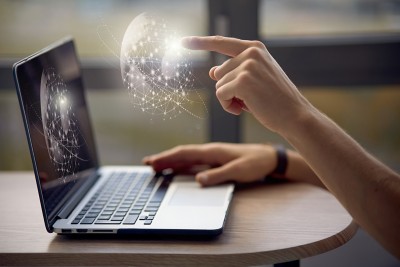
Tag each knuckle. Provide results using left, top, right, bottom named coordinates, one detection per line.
left=246, top=46, right=264, bottom=59
left=203, top=143, right=224, bottom=160
left=212, top=35, right=225, bottom=44
left=237, top=71, right=251, bottom=84
left=202, top=143, right=214, bottom=152
left=250, top=40, right=266, bottom=50
left=173, top=144, right=193, bottom=155
left=242, top=58, right=258, bottom=71
left=173, top=145, right=185, bottom=153
left=215, top=88, right=225, bottom=99
left=213, top=143, right=225, bottom=155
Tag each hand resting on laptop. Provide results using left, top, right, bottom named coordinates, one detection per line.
left=143, top=143, right=324, bottom=188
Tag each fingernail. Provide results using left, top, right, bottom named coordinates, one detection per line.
left=198, top=174, right=208, bottom=183
left=142, top=156, right=152, bottom=164
left=180, top=36, right=192, bottom=48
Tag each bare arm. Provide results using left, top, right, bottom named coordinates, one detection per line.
left=285, top=148, right=325, bottom=188
left=179, top=35, right=400, bottom=257
left=282, top=104, right=400, bottom=257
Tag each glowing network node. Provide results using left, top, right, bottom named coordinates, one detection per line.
left=40, top=68, right=83, bottom=181
left=120, top=12, right=206, bottom=119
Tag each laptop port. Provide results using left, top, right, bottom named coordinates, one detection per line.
left=76, top=229, right=88, bottom=233
left=62, top=229, right=72, bottom=233
left=93, top=230, right=114, bottom=233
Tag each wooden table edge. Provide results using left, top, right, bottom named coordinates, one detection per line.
left=0, top=220, right=358, bottom=266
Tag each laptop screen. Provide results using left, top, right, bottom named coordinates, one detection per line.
left=14, top=38, right=99, bottom=226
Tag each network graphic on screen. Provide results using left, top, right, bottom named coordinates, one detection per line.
left=40, top=68, right=83, bottom=180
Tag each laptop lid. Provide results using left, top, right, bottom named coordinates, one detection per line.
left=13, top=37, right=100, bottom=232
left=14, top=37, right=235, bottom=236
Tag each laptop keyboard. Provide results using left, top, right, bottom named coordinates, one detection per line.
left=71, top=171, right=171, bottom=226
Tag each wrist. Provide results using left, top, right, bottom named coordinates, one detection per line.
left=277, top=102, right=321, bottom=142
left=264, top=144, right=288, bottom=182
left=272, top=145, right=288, bottom=176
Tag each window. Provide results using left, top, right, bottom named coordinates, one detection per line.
left=0, top=0, right=207, bottom=57
left=259, top=0, right=400, bottom=37
left=241, top=0, right=400, bottom=172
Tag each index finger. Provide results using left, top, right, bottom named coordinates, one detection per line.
left=143, top=145, right=220, bottom=172
left=181, top=36, right=256, bottom=57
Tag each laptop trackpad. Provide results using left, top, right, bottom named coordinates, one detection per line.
left=168, top=184, right=227, bottom=207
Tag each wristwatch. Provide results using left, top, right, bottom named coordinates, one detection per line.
left=272, top=145, right=288, bottom=175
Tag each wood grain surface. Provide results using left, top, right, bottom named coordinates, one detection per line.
left=0, top=172, right=357, bottom=266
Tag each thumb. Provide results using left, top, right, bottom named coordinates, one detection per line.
left=209, top=66, right=218, bottom=81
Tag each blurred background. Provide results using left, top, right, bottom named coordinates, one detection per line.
left=0, top=0, right=399, bottom=266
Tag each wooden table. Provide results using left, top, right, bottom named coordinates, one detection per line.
left=0, top=172, right=357, bottom=266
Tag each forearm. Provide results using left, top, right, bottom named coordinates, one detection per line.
left=284, top=149, right=326, bottom=189
left=281, top=104, right=400, bottom=258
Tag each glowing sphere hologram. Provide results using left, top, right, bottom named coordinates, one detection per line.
left=120, top=13, right=206, bottom=119
left=40, top=68, right=82, bottom=180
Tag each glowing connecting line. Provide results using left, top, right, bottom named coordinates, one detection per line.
left=40, top=68, right=83, bottom=181
left=120, top=13, right=206, bottom=119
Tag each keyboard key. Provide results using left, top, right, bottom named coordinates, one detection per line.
left=151, top=190, right=167, bottom=202
left=123, top=215, right=139, bottom=225
left=98, top=215, right=111, bottom=220
left=144, top=207, right=158, bottom=212
left=144, top=220, right=152, bottom=225
left=111, top=216, right=124, bottom=221
left=117, top=207, right=129, bottom=212
left=129, top=210, right=141, bottom=215
left=146, top=203, right=160, bottom=208
left=115, top=211, right=127, bottom=216
left=90, top=208, right=102, bottom=212
left=72, top=219, right=81, bottom=224
left=151, top=179, right=170, bottom=202
left=86, top=212, right=99, bottom=217
left=81, top=217, right=96, bottom=224
left=101, top=210, right=113, bottom=215
left=85, top=214, right=98, bottom=218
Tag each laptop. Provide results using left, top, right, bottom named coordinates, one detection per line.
left=13, top=37, right=234, bottom=235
